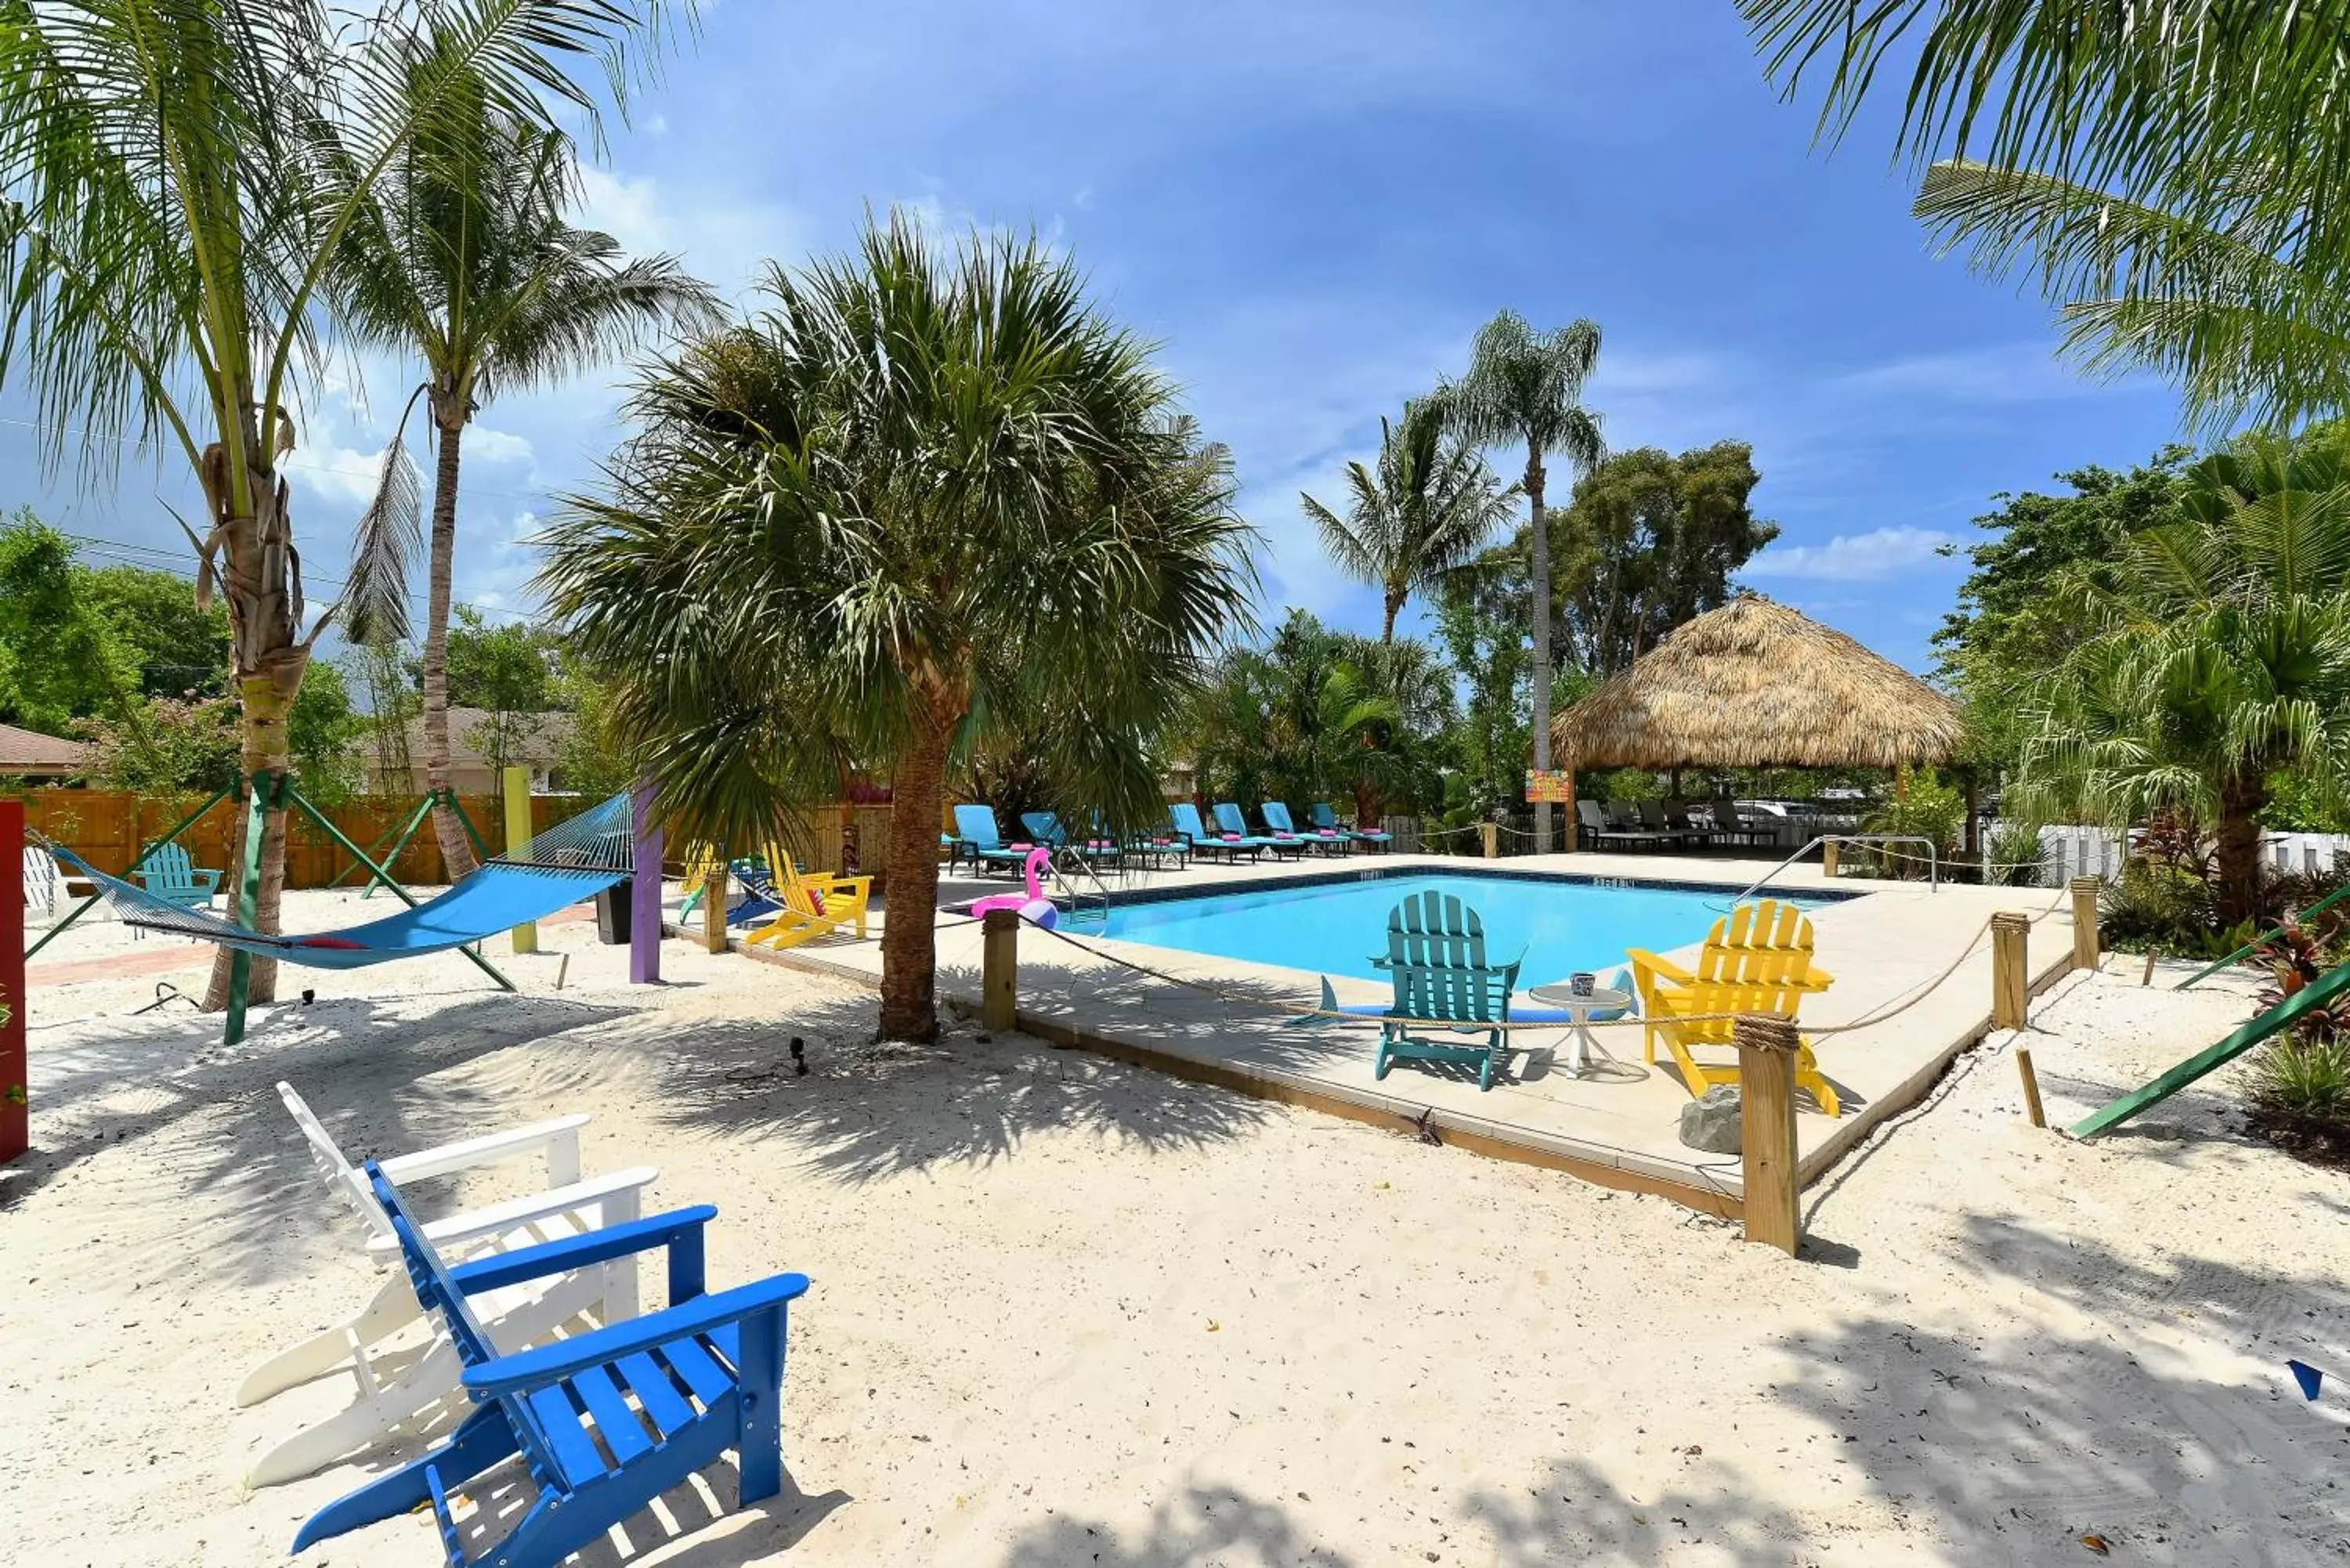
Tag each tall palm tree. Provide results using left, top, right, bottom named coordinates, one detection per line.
left=1744, top=2, right=2350, bottom=429
left=1909, top=157, right=2350, bottom=433
left=2018, top=427, right=2350, bottom=923
left=1443, top=311, right=1604, bottom=853
left=336, top=67, right=720, bottom=879
left=1302, top=399, right=1517, bottom=643
left=0, top=1, right=675, bottom=1017
left=540, top=215, right=1256, bottom=1041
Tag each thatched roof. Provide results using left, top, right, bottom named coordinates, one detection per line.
left=1553, top=594, right=1963, bottom=771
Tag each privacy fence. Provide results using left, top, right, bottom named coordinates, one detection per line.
left=13, top=790, right=906, bottom=891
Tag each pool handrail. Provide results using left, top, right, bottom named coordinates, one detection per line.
left=1708, top=833, right=1940, bottom=912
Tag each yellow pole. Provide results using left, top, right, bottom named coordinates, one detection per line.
left=503, top=765, right=537, bottom=956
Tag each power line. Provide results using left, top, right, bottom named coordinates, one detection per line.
left=58, top=528, right=553, bottom=630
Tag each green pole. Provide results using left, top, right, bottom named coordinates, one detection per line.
left=360, top=795, right=436, bottom=900
left=2077, top=956, right=2350, bottom=1136
left=25, top=782, right=235, bottom=960
left=284, top=786, right=514, bottom=994
left=222, top=772, right=277, bottom=1048
left=337, top=795, right=430, bottom=893
left=2175, top=876, right=2350, bottom=989
left=446, top=786, right=494, bottom=861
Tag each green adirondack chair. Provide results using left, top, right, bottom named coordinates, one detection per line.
left=1372, top=891, right=1523, bottom=1091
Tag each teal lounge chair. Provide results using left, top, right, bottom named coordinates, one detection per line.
left=137, top=841, right=222, bottom=910
left=1170, top=802, right=1260, bottom=863
left=1021, top=811, right=1119, bottom=867
left=1372, top=891, right=1522, bottom=1091
left=1214, top=801, right=1300, bottom=861
left=951, top=806, right=1035, bottom=876
left=1311, top=801, right=1390, bottom=852
left=1263, top=801, right=1346, bottom=856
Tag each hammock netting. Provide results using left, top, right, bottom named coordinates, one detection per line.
left=42, top=789, right=638, bottom=970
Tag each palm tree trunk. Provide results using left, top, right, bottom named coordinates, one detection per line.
left=421, top=406, right=479, bottom=883
left=1525, top=453, right=1553, bottom=854
left=1381, top=588, right=1404, bottom=644
left=2214, top=773, right=2269, bottom=926
left=200, top=439, right=306, bottom=1012
left=878, top=692, right=960, bottom=1042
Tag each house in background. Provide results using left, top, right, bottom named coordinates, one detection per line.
left=0, top=721, right=89, bottom=784
left=355, top=707, right=575, bottom=797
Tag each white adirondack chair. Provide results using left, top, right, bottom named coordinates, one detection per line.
left=21, top=846, right=57, bottom=919
left=238, top=1082, right=660, bottom=1488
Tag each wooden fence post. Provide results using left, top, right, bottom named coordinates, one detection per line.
left=1820, top=840, right=1839, bottom=880
left=1735, top=1013, right=1801, bottom=1255
left=2070, top=876, right=2100, bottom=973
left=2015, top=1047, right=2048, bottom=1128
left=982, top=909, right=1018, bottom=1033
left=1991, top=911, right=2030, bottom=1031
left=703, top=844, right=729, bottom=954
left=504, top=767, right=539, bottom=956
left=2, top=798, right=27, bottom=1162
left=1479, top=822, right=1498, bottom=859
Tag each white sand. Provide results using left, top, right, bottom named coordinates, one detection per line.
left=2, top=910, right=2347, bottom=1566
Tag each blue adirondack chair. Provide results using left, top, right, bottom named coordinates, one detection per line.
left=136, top=841, right=222, bottom=910
left=1372, top=891, right=1523, bottom=1091
left=294, top=1161, right=811, bottom=1568
left=1311, top=801, right=1391, bottom=852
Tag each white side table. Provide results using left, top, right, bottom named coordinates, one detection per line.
left=1527, top=984, right=1633, bottom=1079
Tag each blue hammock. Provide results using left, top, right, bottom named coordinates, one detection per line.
left=47, top=790, right=637, bottom=970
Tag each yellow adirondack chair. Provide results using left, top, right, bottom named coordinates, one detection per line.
left=1626, top=899, right=1842, bottom=1115
left=745, top=848, right=872, bottom=951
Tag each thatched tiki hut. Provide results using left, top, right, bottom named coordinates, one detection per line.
left=1551, top=594, right=1963, bottom=849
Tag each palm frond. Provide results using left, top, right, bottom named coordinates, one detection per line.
left=342, top=383, right=428, bottom=644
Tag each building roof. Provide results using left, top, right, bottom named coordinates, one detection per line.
left=381, top=707, right=575, bottom=768
left=1553, top=594, right=1965, bottom=771
left=0, top=721, right=89, bottom=777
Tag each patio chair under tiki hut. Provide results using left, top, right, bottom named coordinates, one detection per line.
left=1551, top=594, right=1964, bottom=851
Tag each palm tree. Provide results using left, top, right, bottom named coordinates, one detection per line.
left=1302, top=399, right=1518, bottom=642
left=336, top=67, right=720, bottom=879
left=540, top=215, right=1255, bottom=1041
left=1909, top=157, right=2350, bottom=432
left=0, top=2, right=674, bottom=1017
left=1743, top=2, right=2350, bottom=429
left=2017, top=427, right=2350, bottom=923
left=1442, top=311, right=1604, bottom=853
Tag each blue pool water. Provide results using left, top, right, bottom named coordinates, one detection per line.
left=1098, top=872, right=1827, bottom=985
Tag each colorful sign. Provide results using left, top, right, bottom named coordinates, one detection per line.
left=1524, top=769, right=1575, bottom=804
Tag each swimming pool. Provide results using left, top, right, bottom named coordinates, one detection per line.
left=1097, top=871, right=1831, bottom=985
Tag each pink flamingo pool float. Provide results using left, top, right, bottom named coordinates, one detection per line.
left=968, top=847, right=1060, bottom=930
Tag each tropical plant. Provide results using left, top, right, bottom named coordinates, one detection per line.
left=540, top=215, right=1255, bottom=1041
left=336, top=58, right=718, bottom=878
left=1860, top=766, right=1965, bottom=879
left=0, top=0, right=678, bottom=1011
left=1301, top=399, right=1517, bottom=642
left=2015, top=427, right=2350, bottom=923
left=1443, top=311, right=1604, bottom=852
left=1552, top=441, right=1777, bottom=677
left=1433, top=551, right=1531, bottom=819
left=71, top=695, right=240, bottom=794
left=1744, top=2, right=2350, bottom=431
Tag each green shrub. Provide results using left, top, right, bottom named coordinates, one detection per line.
left=1983, top=820, right=2048, bottom=887
left=2099, top=861, right=2218, bottom=950
left=2247, top=1035, right=2350, bottom=1122
left=1860, top=767, right=1965, bottom=878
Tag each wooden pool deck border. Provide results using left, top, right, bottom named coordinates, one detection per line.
left=696, top=854, right=2088, bottom=1223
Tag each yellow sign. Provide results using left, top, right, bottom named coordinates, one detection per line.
left=1524, top=769, right=1574, bottom=804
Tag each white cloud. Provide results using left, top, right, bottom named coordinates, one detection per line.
left=1744, top=525, right=1961, bottom=583
left=1832, top=341, right=2106, bottom=404
left=465, top=425, right=536, bottom=469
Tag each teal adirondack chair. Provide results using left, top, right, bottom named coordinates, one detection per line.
left=136, top=842, right=222, bottom=910
left=1372, top=891, right=1522, bottom=1091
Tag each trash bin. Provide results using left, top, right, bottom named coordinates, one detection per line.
left=595, top=882, right=631, bottom=945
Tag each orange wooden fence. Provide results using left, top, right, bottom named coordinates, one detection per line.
left=9, top=789, right=601, bottom=888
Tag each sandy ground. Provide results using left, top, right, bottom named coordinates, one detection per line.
left=3, top=894, right=2348, bottom=1567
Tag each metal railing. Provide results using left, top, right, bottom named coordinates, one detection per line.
left=1710, top=833, right=1940, bottom=912
left=1046, top=845, right=1112, bottom=926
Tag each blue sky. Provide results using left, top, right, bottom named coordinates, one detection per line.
left=3, top=1, right=2190, bottom=674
